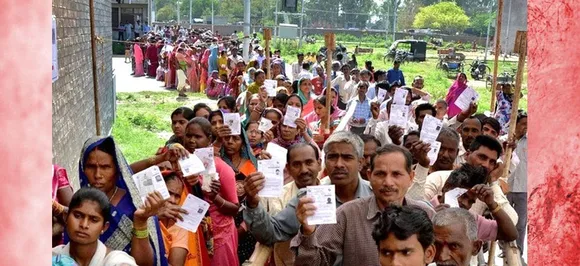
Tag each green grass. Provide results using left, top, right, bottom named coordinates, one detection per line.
left=111, top=92, right=207, bottom=163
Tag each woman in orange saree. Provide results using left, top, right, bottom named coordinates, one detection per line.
left=160, top=170, right=211, bottom=266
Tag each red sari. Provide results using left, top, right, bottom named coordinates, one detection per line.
left=146, top=44, right=160, bottom=77
left=166, top=51, right=177, bottom=88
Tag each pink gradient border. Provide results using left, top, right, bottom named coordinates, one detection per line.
left=528, top=0, right=580, bottom=265
left=0, top=0, right=53, bottom=264
left=3, top=0, right=579, bottom=265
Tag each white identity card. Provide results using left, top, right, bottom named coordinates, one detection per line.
left=376, top=88, right=388, bottom=103
left=283, top=105, right=301, bottom=128
left=427, top=141, right=442, bottom=166
left=223, top=113, right=241, bottom=135
left=420, top=115, right=443, bottom=143
left=175, top=194, right=210, bottom=233
left=178, top=154, right=206, bottom=177
left=257, top=159, right=284, bottom=197
left=444, top=188, right=468, bottom=208
left=306, top=185, right=337, bottom=225
left=193, top=147, right=217, bottom=174
left=258, top=117, right=274, bottom=133
left=266, top=142, right=288, bottom=167
left=393, top=88, right=409, bottom=105
left=454, top=87, right=480, bottom=111
left=264, top=79, right=278, bottom=97
left=131, top=166, right=170, bottom=203
left=389, top=104, right=410, bottom=129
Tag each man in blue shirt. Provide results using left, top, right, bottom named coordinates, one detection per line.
left=387, top=60, right=406, bottom=86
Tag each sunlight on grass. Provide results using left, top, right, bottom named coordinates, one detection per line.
left=112, top=92, right=207, bottom=162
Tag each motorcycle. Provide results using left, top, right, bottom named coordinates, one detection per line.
left=470, top=58, right=491, bottom=80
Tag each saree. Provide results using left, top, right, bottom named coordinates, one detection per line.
left=146, top=44, right=160, bottom=77
left=134, top=44, right=145, bottom=77
left=69, top=136, right=168, bottom=266
left=167, top=52, right=177, bottom=88
left=208, top=45, right=219, bottom=75
left=52, top=164, right=70, bottom=202
left=160, top=182, right=211, bottom=266
left=200, top=49, right=210, bottom=93
left=186, top=53, right=200, bottom=93
left=297, top=78, right=315, bottom=117
left=445, top=73, right=468, bottom=118
left=202, top=157, right=239, bottom=266
left=219, top=131, right=258, bottom=264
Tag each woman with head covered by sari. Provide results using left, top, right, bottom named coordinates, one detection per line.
left=71, top=136, right=186, bottom=266
left=444, top=72, right=469, bottom=118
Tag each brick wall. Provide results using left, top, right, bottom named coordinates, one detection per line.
left=52, top=0, right=114, bottom=188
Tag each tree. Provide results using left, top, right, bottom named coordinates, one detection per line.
left=156, top=4, right=177, bottom=21
left=466, top=12, right=495, bottom=36
left=413, top=2, right=470, bottom=34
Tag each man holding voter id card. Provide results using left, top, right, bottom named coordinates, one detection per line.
left=291, top=143, right=435, bottom=266
left=242, top=131, right=373, bottom=265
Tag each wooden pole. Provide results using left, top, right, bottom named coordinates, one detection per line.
left=264, top=28, right=272, bottom=79
left=501, top=31, right=526, bottom=178
left=324, top=33, right=335, bottom=133
left=490, top=0, right=504, bottom=115
left=89, top=0, right=101, bottom=135
left=487, top=240, right=497, bottom=266
left=495, top=31, right=527, bottom=266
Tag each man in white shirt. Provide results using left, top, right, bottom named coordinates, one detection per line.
left=331, top=64, right=353, bottom=109
left=291, top=53, right=305, bottom=81
left=456, top=117, right=482, bottom=165
left=231, top=30, right=239, bottom=41
left=254, top=46, right=265, bottom=68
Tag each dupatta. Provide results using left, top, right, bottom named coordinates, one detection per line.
left=73, top=136, right=168, bottom=266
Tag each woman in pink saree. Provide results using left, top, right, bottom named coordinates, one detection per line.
left=185, top=49, right=200, bottom=93
left=445, top=72, right=468, bottom=118
left=133, top=42, right=145, bottom=77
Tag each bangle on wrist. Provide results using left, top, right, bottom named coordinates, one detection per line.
left=132, top=228, right=149, bottom=239
left=491, top=204, right=502, bottom=214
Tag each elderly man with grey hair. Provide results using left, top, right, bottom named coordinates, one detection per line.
left=241, top=131, right=373, bottom=265
left=291, top=143, right=435, bottom=266
left=433, top=208, right=482, bottom=266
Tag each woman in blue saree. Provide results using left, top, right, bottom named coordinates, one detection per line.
left=69, top=136, right=174, bottom=266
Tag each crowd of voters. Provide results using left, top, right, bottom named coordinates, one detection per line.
left=52, top=26, right=528, bottom=266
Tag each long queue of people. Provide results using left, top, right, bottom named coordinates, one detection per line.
left=53, top=29, right=527, bottom=266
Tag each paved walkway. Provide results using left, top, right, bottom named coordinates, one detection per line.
left=113, top=56, right=169, bottom=93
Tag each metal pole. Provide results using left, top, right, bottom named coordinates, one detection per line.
left=177, top=1, right=180, bottom=25
left=211, top=0, right=215, bottom=32
left=243, top=0, right=251, bottom=62
left=483, top=1, right=494, bottom=62
left=89, top=0, right=101, bottom=135
left=490, top=0, right=504, bottom=115
left=189, top=0, right=192, bottom=24
left=392, top=0, right=397, bottom=41
left=504, top=0, right=513, bottom=58
left=274, top=0, right=279, bottom=41
left=299, top=0, right=304, bottom=48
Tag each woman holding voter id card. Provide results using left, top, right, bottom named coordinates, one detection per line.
left=182, top=118, right=241, bottom=266
left=74, top=136, right=179, bottom=266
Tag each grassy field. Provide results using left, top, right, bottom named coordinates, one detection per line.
left=112, top=39, right=527, bottom=162
left=111, top=92, right=210, bottom=162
